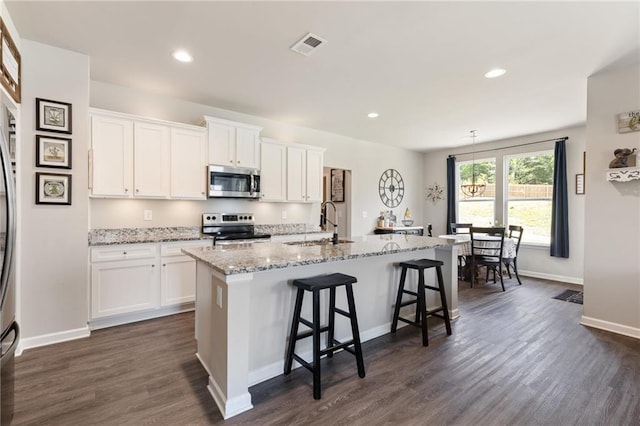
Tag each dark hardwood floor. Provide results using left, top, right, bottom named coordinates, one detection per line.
left=13, top=277, right=640, bottom=425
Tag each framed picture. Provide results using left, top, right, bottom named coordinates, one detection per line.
left=330, top=169, right=345, bottom=202
left=575, top=173, right=585, bottom=195
left=36, top=98, right=72, bottom=134
left=36, top=172, right=72, bottom=205
left=36, top=135, right=71, bottom=169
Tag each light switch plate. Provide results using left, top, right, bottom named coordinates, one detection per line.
left=144, top=210, right=153, bottom=221
left=362, top=211, right=368, bottom=218
left=281, top=210, right=288, bottom=220
left=216, top=286, right=223, bottom=308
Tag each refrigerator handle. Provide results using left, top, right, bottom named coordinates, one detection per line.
left=0, top=130, right=16, bottom=310
left=0, top=320, right=18, bottom=368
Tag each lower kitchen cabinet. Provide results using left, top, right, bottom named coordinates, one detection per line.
left=91, top=257, right=160, bottom=318
left=89, top=240, right=210, bottom=328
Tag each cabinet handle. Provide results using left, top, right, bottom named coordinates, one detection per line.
left=152, top=264, right=155, bottom=268
left=123, top=251, right=127, bottom=255
left=237, top=160, right=240, bottom=164
left=136, top=189, right=139, bottom=193
left=124, top=189, right=128, bottom=193
left=162, top=263, right=166, bottom=267
left=201, top=192, right=205, bottom=195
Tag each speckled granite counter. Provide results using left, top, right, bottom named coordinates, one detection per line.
left=88, top=223, right=326, bottom=246
left=182, top=234, right=452, bottom=276
left=88, top=227, right=208, bottom=246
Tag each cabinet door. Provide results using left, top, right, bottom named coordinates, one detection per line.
left=134, top=122, right=171, bottom=198
left=305, top=149, right=324, bottom=202
left=161, top=255, right=196, bottom=306
left=170, top=127, right=207, bottom=199
left=91, top=259, right=159, bottom=318
left=235, top=127, right=260, bottom=169
left=208, top=122, right=235, bottom=166
left=286, top=146, right=306, bottom=202
left=260, top=141, right=286, bottom=201
left=91, top=114, right=133, bottom=197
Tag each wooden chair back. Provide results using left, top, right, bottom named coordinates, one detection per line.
left=508, top=225, right=524, bottom=255
left=470, top=227, right=505, bottom=264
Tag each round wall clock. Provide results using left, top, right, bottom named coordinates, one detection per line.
left=378, top=168, right=405, bottom=208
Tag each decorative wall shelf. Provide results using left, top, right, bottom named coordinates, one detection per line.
left=606, top=167, right=640, bottom=182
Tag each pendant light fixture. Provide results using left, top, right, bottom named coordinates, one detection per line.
left=460, top=130, right=486, bottom=197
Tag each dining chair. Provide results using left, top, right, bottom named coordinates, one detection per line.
left=470, top=226, right=506, bottom=291
left=502, top=225, right=523, bottom=285
left=450, top=223, right=472, bottom=280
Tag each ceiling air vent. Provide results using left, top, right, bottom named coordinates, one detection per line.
left=290, top=32, right=327, bottom=56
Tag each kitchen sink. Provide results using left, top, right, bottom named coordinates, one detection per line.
left=284, top=238, right=354, bottom=247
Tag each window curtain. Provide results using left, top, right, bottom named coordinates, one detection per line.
left=446, top=156, right=456, bottom=234
left=550, top=139, right=569, bottom=257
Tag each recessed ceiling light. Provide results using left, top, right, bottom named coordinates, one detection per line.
left=485, top=68, right=506, bottom=78
left=172, top=50, right=193, bottom=63
left=367, top=112, right=379, bottom=118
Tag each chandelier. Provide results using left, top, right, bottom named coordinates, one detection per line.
left=460, top=130, right=486, bottom=197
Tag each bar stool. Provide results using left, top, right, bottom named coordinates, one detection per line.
left=284, top=273, right=366, bottom=400
left=390, top=259, right=452, bottom=346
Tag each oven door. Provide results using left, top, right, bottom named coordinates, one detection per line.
left=208, top=165, right=260, bottom=199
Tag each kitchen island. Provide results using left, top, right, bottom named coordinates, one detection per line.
left=182, top=234, right=459, bottom=419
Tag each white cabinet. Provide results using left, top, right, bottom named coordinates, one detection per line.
left=170, top=127, right=207, bottom=199
left=91, top=109, right=208, bottom=199
left=287, top=146, right=324, bottom=202
left=90, top=245, right=159, bottom=318
left=202, top=116, right=262, bottom=169
left=90, top=240, right=210, bottom=326
left=90, top=114, right=134, bottom=197
left=260, top=138, right=287, bottom=201
left=133, top=122, right=171, bottom=198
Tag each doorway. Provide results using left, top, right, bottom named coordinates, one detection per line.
left=323, top=167, right=351, bottom=239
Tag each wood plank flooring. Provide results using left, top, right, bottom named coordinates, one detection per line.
left=12, top=277, right=640, bottom=425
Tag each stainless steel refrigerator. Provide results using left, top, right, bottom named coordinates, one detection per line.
left=0, top=107, right=17, bottom=425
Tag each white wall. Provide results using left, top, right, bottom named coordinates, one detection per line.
left=422, top=126, right=586, bottom=284
left=19, top=41, right=90, bottom=344
left=90, top=81, right=424, bottom=237
left=583, top=63, right=640, bottom=337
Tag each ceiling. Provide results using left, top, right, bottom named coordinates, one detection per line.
left=6, top=1, right=640, bottom=151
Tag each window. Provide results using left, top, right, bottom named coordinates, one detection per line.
left=506, top=151, right=554, bottom=244
left=457, top=158, right=496, bottom=226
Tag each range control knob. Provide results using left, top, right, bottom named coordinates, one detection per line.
left=205, top=216, right=211, bottom=221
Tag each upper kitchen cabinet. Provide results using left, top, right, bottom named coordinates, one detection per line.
left=170, top=127, right=207, bottom=199
left=260, top=138, right=287, bottom=201
left=133, top=122, right=171, bottom=198
left=286, top=145, right=324, bottom=202
left=201, top=116, right=262, bottom=169
left=90, top=109, right=208, bottom=200
left=91, top=113, right=134, bottom=197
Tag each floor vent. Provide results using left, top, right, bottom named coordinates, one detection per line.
left=290, top=32, right=327, bottom=56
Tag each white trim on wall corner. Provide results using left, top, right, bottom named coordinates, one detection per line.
left=519, top=270, right=583, bottom=285
left=581, top=316, right=640, bottom=340
left=16, top=326, right=91, bottom=356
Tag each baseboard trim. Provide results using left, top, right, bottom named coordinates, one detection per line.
left=88, top=304, right=194, bottom=330
left=519, top=270, right=583, bottom=285
left=581, top=316, right=640, bottom=340
left=207, top=374, right=253, bottom=419
left=17, top=326, right=91, bottom=355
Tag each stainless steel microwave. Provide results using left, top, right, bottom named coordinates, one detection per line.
left=208, top=165, right=260, bottom=199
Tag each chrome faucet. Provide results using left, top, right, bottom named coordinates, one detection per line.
left=320, top=201, right=339, bottom=245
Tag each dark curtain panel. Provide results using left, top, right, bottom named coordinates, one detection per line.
left=550, top=140, right=569, bottom=258
left=446, top=156, right=456, bottom=234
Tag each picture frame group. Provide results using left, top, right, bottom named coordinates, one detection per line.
left=34, top=97, right=73, bottom=205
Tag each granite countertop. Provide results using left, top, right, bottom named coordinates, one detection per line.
left=375, top=225, right=424, bottom=231
left=88, top=224, right=327, bottom=246
left=182, top=234, right=453, bottom=276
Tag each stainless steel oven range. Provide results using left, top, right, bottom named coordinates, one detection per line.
left=202, top=213, right=271, bottom=245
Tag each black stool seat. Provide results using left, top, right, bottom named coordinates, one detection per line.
left=293, top=273, right=357, bottom=291
left=391, top=258, right=452, bottom=346
left=284, top=273, right=365, bottom=400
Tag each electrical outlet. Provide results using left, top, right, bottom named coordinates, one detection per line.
left=281, top=210, right=288, bottom=220
left=362, top=211, right=368, bottom=218
left=144, top=210, right=153, bottom=221
left=216, top=286, right=223, bottom=308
